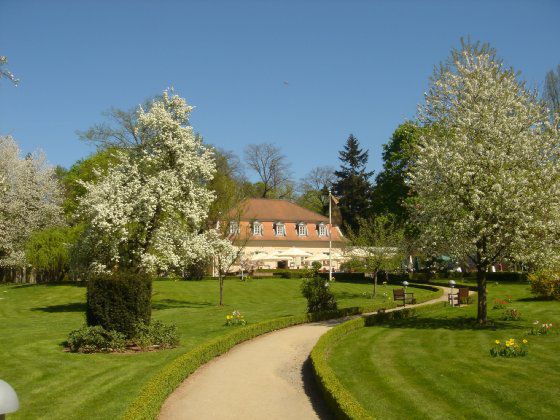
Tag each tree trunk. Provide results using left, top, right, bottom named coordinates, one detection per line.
left=219, top=276, right=224, bottom=306
left=476, top=266, right=487, bottom=324
left=372, top=270, right=378, bottom=297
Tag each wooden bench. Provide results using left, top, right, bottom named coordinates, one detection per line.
left=393, top=288, right=414, bottom=307
left=448, top=287, right=469, bottom=306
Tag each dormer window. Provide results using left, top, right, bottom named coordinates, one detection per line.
left=274, top=222, right=286, bottom=236
left=229, top=221, right=240, bottom=235
left=252, top=221, right=263, bottom=236
left=297, top=222, right=308, bottom=236
left=318, top=223, right=328, bottom=237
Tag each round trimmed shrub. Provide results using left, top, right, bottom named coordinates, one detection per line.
left=86, top=272, right=152, bottom=338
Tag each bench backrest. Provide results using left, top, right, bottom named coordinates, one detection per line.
left=393, top=288, right=405, bottom=299
left=458, top=287, right=469, bottom=299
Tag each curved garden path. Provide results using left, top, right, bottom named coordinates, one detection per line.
left=159, top=287, right=452, bottom=420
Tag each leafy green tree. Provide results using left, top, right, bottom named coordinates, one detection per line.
left=333, top=134, right=374, bottom=232
left=25, top=226, right=82, bottom=282
left=372, top=122, right=422, bottom=224
left=346, top=215, right=404, bottom=296
left=59, top=148, right=119, bottom=219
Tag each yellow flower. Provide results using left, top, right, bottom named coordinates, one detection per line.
left=226, top=315, right=233, bottom=320
left=495, top=340, right=500, bottom=344
left=523, top=339, right=528, bottom=344
left=505, top=342, right=511, bottom=347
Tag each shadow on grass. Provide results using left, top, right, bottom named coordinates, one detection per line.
left=517, top=296, right=553, bottom=302
left=152, top=299, right=214, bottom=310
left=369, top=316, right=524, bottom=331
left=10, top=282, right=86, bottom=289
left=31, top=302, right=86, bottom=312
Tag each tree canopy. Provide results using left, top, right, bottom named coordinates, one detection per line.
left=408, top=39, right=560, bottom=322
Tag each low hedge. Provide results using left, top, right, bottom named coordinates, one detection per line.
left=310, top=300, right=447, bottom=420
left=122, top=284, right=442, bottom=420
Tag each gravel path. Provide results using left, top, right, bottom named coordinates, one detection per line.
left=159, top=287, right=452, bottom=420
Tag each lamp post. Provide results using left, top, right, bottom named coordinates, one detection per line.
left=402, top=281, right=409, bottom=307
left=0, top=380, right=19, bottom=419
left=449, top=280, right=456, bottom=307
left=328, top=188, right=332, bottom=282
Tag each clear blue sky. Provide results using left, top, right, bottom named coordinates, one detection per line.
left=1, top=0, right=558, bottom=180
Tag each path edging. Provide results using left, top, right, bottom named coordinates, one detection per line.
left=309, top=300, right=447, bottom=420
left=123, top=284, right=442, bottom=420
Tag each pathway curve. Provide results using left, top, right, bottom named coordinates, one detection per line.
left=159, top=287, right=453, bottom=420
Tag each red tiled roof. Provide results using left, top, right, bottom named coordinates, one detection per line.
left=233, top=198, right=329, bottom=223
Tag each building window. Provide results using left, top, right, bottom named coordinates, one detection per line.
left=252, top=221, right=263, bottom=236
left=229, top=221, right=239, bottom=235
left=275, top=222, right=286, bottom=236
left=318, top=223, right=328, bottom=237
left=297, top=223, right=308, bottom=236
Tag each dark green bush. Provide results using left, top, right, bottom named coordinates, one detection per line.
left=318, top=272, right=367, bottom=283
left=133, top=321, right=180, bottom=350
left=86, top=272, right=152, bottom=338
left=301, top=277, right=337, bottom=313
left=66, top=325, right=126, bottom=353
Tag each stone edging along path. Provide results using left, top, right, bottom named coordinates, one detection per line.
left=157, top=287, right=452, bottom=420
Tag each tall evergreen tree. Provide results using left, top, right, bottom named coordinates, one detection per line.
left=333, top=134, right=374, bottom=232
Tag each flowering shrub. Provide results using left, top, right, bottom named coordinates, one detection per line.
left=529, top=320, right=555, bottom=335
left=490, top=338, right=528, bottom=357
left=492, top=298, right=509, bottom=310
left=503, top=308, right=522, bottom=321
left=529, top=270, right=560, bottom=300
left=225, top=310, right=246, bottom=326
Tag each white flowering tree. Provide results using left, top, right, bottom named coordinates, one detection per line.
left=408, top=41, right=560, bottom=323
left=0, top=136, right=62, bottom=280
left=78, top=90, right=225, bottom=274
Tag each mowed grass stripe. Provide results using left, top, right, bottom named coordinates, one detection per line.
left=326, top=283, right=560, bottom=419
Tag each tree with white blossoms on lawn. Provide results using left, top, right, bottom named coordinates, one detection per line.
left=408, top=40, right=560, bottom=323
left=0, top=136, right=62, bottom=276
left=79, top=89, right=234, bottom=274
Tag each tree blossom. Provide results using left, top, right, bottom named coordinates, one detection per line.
left=0, top=136, right=62, bottom=269
left=78, top=90, right=221, bottom=274
left=408, top=41, right=560, bottom=322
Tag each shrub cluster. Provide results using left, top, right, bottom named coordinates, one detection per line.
left=529, top=270, right=560, bottom=300
left=301, top=277, right=337, bottom=313
left=86, top=271, right=152, bottom=338
left=67, top=321, right=179, bottom=353
left=132, top=321, right=180, bottom=350
left=66, top=325, right=127, bottom=353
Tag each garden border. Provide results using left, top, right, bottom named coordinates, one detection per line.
left=309, top=299, right=447, bottom=420
left=122, top=284, right=442, bottom=420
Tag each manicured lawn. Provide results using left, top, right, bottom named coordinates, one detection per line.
left=327, top=282, right=560, bottom=419
left=0, top=278, right=434, bottom=420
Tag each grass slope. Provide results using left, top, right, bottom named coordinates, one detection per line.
left=0, top=278, right=433, bottom=419
left=327, top=283, right=560, bottom=419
